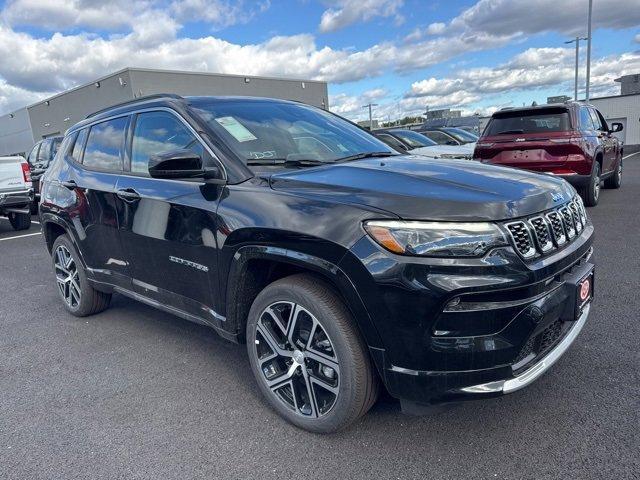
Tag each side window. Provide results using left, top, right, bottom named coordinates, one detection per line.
left=377, top=134, right=406, bottom=151
left=590, top=109, right=607, bottom=131
left=51, top=138, right=62, bottom=160
left=71, top=129, right=88, bottom=163
left=83, top=117, right=128, bottom=171
left=424, top=131, right=452, bottom=144
left=131, top=111, right=203, bottom=175
left=37, top=140, right=51, bottom=163
left=27, top=142, right=40, bottom=166
left=579, top=107, right=595, bottom=130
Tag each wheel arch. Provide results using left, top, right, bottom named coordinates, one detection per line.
left=222, top=245, right=383, bottom=351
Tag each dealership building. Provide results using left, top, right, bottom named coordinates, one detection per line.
left=0, top=67, right=329, bottom=157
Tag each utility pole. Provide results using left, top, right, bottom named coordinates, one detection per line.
left=585, top=0, right=593, bottom=101
left=362, top=103, right=378, bottom=130
left=565, top=36, right=589, bottom=101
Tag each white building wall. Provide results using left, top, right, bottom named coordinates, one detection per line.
left=590, top=93, right=640, bottom=148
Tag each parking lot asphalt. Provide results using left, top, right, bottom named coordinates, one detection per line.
left=1, top=155, right=639, bottom=480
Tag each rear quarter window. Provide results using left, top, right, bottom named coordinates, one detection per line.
left=82, top=117, right=128, bottom=171
left=485, top=109, right=571, bottom=136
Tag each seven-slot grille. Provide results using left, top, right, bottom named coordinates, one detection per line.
left=504, top=197, right=587, bottom=260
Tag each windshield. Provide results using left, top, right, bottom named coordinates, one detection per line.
left=485, top=108, right=571, bottom=136
left=444, top=128, right=478, bottom=143
left=391, top=130, right=437, bottom=148
left=190, top=100, right=394, bottom=165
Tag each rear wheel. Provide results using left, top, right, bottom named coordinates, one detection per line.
left=579, top=162, right=600, bottom=207
left=246, top=274, right=378, bottom=433
left=52, top=235, right=111, bottom=317
left=604, top=160, right=622, bottom=189
left=8, top=212, right=31, bottom=231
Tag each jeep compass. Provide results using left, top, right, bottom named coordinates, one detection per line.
left=40, top=95, right=595, bottom=433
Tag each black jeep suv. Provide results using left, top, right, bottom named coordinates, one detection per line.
left=40, top=95, right=595, bottom=433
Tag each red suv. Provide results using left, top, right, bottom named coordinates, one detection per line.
left=473, top=102, right=623, bottom=206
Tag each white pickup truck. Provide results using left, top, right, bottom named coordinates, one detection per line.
left=0, top=156, right=33, bottom=230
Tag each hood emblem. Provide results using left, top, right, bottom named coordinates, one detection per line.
left=551, top=192, right=565, bottom=203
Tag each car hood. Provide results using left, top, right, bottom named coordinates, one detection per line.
left=409, top=144, right=474, bottom=158
left=268, top=155, right=575, bottom=221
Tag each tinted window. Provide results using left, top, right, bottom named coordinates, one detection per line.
left=376, top=133, right=407, bottom=151
left=71, top=129, right=88, bottom=163
left=485, top=108, right=571, bottom=136
left=191, top=100, right=393, bottom=166
left=422, top=131, right=454, bottom=145
left=51, top=138, right=62, bottom=158
left=27, top=143, right=40, bottom=165
left=443, top=128, right=478, bottom=143
left=589, top=108, right=607, bottom=131
left=392, top=130, right=437, bottom=148
left=580, top=107, right=596, bottom=130
left=83, top=117, right=128, bottom=171
left=131, top=111, right=203, bottom=175
left=37, top=140, right=51, bottom=163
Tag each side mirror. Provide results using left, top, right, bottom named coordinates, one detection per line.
left=610, top=122, right=623, bottom=133
left=148, top=149, right=224, bottom=183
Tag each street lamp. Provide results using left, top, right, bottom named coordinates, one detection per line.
left=585, top=0, right=593, bottom=101
left=362, top=103, right=378, bottom=130
left=565, top=36, right=589, bottom=101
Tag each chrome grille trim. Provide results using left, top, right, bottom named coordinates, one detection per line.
left=504, top=197, right=588, bottom=260
left=545, top=211, right=567, bottom=246
left=528, top=216, right=553, bottom=252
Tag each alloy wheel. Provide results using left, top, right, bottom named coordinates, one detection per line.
left=254, top=301, right=340, bottom=418
left=54, top=245, right=81, bottom=308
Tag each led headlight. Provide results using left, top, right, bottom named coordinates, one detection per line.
left=363, top=220, right=508, bottom=257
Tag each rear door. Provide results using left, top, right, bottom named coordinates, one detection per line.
left=114, top=109, right=223, bottom=326
left=58, top=117, right=131, bottom=288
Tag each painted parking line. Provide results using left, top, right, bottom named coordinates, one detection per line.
left=0, top=231, right=42, bottom=242
left=622, top=152, right=639, bottom=160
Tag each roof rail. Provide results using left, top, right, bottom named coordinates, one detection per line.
left=85, top=93, right=184, bottom=119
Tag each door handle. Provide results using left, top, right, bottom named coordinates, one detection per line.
left=116, top=188, right=141, bottom=201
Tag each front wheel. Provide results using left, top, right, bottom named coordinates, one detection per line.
left=246, top=274, right=379, bottom=433
left=579, top=162, right=601, bottom=207
left=8, top=212, right=31, bottom=231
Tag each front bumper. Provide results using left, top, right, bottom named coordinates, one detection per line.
left=343, top=218, right=594, bottom=405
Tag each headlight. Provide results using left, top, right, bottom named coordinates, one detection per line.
left=363, top=220, right=508, bottom=257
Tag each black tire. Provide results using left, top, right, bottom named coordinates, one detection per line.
left=246, top=274, right=379, bottom=433
left=578, top=161, right=600, bottom=207
left=8, top=212, right=31, bottom=231
left=51, top=234, right=111, bottom=317
left=603, top=159, right=622, bottom=189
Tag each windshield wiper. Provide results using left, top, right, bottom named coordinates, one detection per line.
left=334, top=151, right=396, bottom=163
left=497, top=129, right=524, bottom=134
left=246, top=158, right=328, bottom=167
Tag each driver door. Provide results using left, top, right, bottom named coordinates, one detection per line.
left=114, top=110, right=224, bottom=326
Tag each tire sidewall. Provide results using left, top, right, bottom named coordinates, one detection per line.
left=246, top=279, right=364, bottom=433
left=51, top=235, right=92, bottom=316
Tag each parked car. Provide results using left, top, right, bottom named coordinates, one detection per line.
left=0, top=155, right=33, bottom=230
left=374, top=129, right=473, bottom=159
left=473, top=102, right=623, bottom=206
left=418, top=127, right=479, bottom=147
left=26, top=136, right=63, bottom=213
left=40, top=95, right=595, bottom=433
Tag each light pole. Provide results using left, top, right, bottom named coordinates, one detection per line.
left=362, top=103, right=378, bottom=130
left=565, top=36, right=589, bottom=101
left=585, top=0, right=593, bottom=101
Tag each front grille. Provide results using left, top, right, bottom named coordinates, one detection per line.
left=513, top=320, right=565, bottom=372
left=504, top=197, right=587, bottom=261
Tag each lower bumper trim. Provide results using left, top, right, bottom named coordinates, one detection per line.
left=461, top=302, right=590, bottom=394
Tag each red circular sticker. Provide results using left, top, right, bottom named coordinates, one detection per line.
left=580, top=278, right=591, bottom=301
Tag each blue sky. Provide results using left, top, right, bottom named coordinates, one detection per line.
left=0, top=0, right=638, bottom=120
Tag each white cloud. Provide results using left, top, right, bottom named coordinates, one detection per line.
left=319, top=0, right=404, bottom=33
left=635, top=33, right=640, bottom=43
left=439, top=0, right=640, bottom=37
